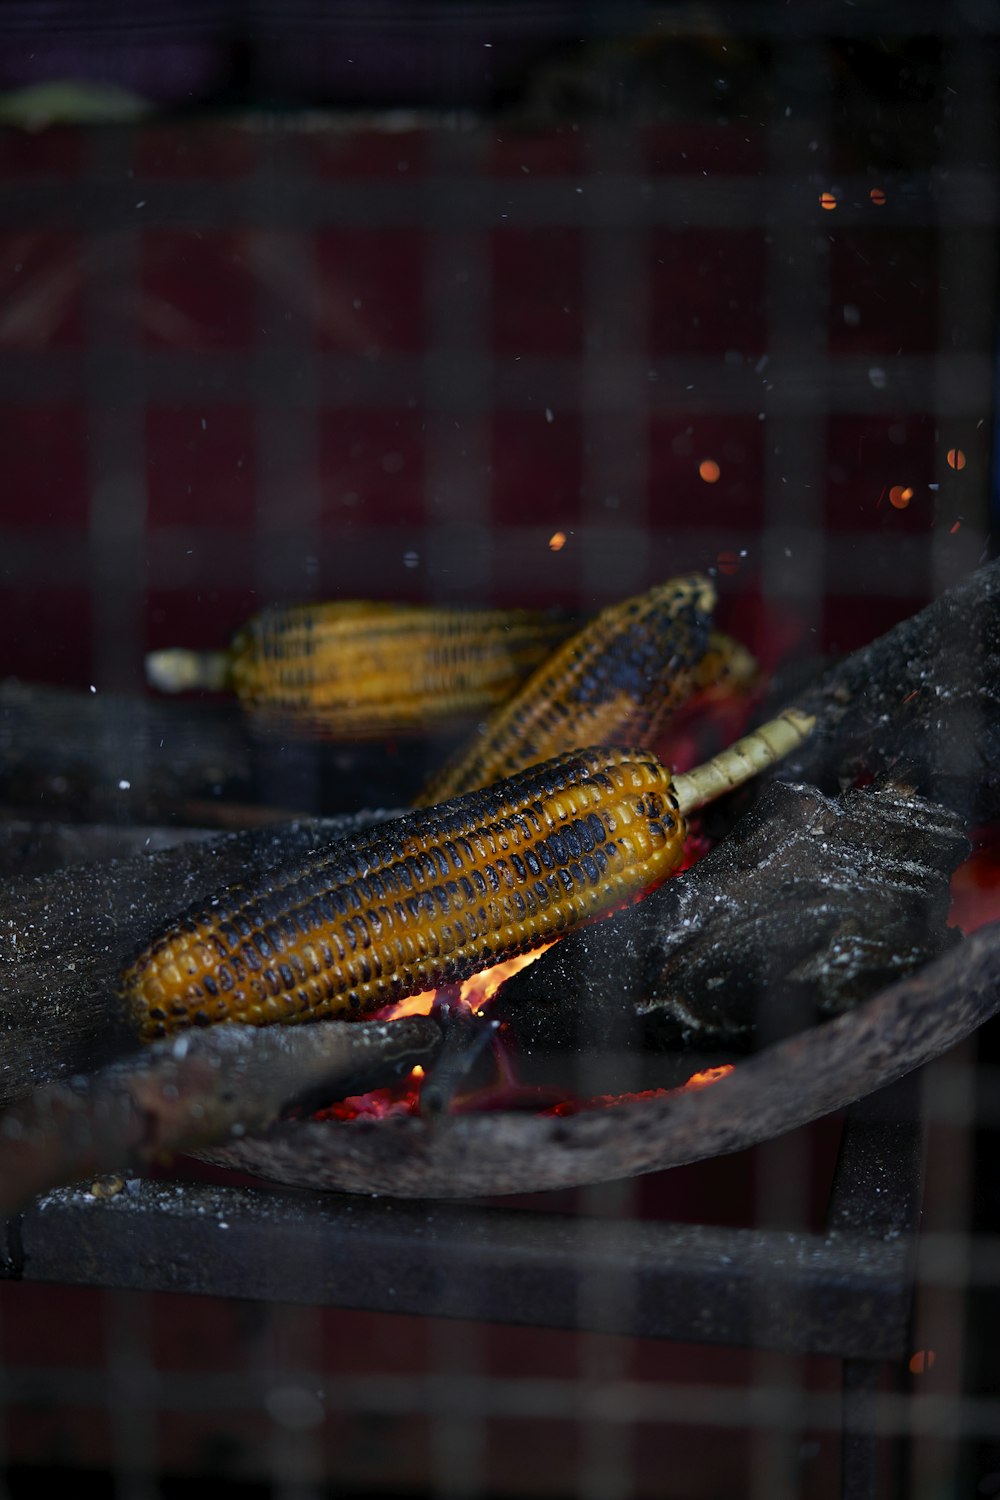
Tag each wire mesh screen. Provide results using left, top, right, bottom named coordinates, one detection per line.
left=1, top=5, right=999, bottom=1499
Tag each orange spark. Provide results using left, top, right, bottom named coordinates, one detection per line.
left=819, top=191, right=837, bottom=211
left=947, top=448, right=966, bottom=470
left=869, top=187, right=887, bottom=206
left=909, top=1350, right=937, bottom=1375
left=716, top=550, right=741, bottom=575
left=699, top=459, right=721, bottom=483
left=889, top=485, right=913, bottom=509
left=549, top=531, right=567, bottom=551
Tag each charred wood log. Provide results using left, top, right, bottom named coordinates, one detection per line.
left=491, top=780, right=968, bottom=1054
left=0, top=1015, right=441, bottom=1217
left=0, top=809, right=393, bottom=1105
left=753, top=556, right=1000, bottom=824
left=0, top=680, right=457, bottom=821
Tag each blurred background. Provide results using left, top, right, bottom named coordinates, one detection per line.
left=1, top=3, right=998, bottom=1498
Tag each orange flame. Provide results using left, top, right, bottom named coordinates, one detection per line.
left=379, top=946, right=554, bottom=1021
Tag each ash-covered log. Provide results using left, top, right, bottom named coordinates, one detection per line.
left=491, top=780, right=968, bottom=1054
left=755, top=556, right=1000, bottom=824
left=0, top=1015, right=441, bottom=1216
left=0, top=808, right=394, bottom=1104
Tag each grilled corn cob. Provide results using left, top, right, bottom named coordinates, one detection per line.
left=122, top=709, right=814, bottom=1040
left=416, top=575, right=717, bottom=804
left=146, top=601, right=575, bottom=739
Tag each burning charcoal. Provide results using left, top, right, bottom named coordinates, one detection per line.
left=490, top=780, right=968, bottom=1054
left=755, top=557, right=1000, bottom=825
left=0, top=1014, right=442, bottom=1216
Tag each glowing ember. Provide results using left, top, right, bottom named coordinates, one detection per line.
left=947, top=447, right=967, bottom=471
left=869, top=187, right=887, bottom=206
left=908, top=1350, right=937, bottom=1375
left=716, top=550, right=741, bottom=576
left=889, top=485, right=914, bottom=509
left=819, top=191, right=837, bottom=210
left=548, top=530, right=567, bottom=551
left=699, top=458, right=721, bottom=483
left=542, top=1064, right=735, bottom=1116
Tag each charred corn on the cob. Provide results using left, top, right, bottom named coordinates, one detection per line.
left=122, top=709, right=813, bottom=1040
left=146, top=601, right=575, bottom=739
left=416, top=574, right=717, bottom=804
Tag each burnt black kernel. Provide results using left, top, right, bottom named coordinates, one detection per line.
left=193, top=1010, right=211, bottom=1027
left=549, top=832, right=567, bottom=864
left=203, top=975, right=219, bottom=997
left=562, top=825, right=582, bottom=857
left=278, top=962, right=295, bottom=989
left=524, top=848, right=541, bottom=876
left=592, top=845, right=608, bottom=875
left=648, top=820, right=666, bottom=840
left=537, top=841, right=555, bottom=870
left=436, top=885, right=451, bottom=914
left=148, top=1006, right=166, bottom=1020
left=485, top=863, right=500, bottom=892
left=496, top=859, right=515, bottom=889
left=510, top=853, right=527, bottom=881
left=359, top=956, right=371, bottom=983
left=241, top=944, right=262, bottom=973
left=217, top=965, right=234, bottom=992
left=254, top=932, right=272, bottom=959
left=557, top=867, right=575, bottom=893
left=344, top=920, right=358, bottom=951
left=581, top=853, right=600, bottom=884
left=459, top=875, right=475, bottom=901
left=575, top=818, right=595, bottom=852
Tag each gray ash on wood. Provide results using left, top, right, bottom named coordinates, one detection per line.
left=755, top=557, right=1000, bottom=825
left=490, top=780, right=968, bottom=1055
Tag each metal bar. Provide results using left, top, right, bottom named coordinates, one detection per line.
left=842, top=1358, right=882, bottom=1500
left=2, top=1164, right=917, bottom=1359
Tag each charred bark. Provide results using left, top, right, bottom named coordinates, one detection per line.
left=752, top=556, right=1000, bottom=824
left=491, top=780, right=968, bottom=1054
left=0, top=1015, right=441, bottom=1216
left=0, top=809, right=393, bottom=1104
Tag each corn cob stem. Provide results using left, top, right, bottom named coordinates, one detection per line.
left=123, top=710, right=814, bottom=1042
left=145, top=648, right=231, bottom=694
left=672, top=708, right=815, bottom=813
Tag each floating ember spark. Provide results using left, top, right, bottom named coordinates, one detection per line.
left=869, top=187, right=887, bottom=206
left=889, top=485, right=914, bottom=510
left=716, top=550, right=741, bottom=575
left=549, top=531, right=567, bottom=551
left=947, top=448, right=967, bottom=471
left=819, top=191, right=837, bottom=210
left=699, top=459, right=721, bottom=483
left=908, top=1350, right=937, bottom=1375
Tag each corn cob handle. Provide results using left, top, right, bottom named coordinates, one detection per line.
left=147, top=601, right=575, bottom=740
left=122, top=709, right=814, bottom=1040
left=416, top=574, right=717, bottom=804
